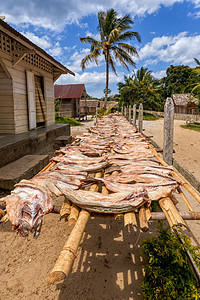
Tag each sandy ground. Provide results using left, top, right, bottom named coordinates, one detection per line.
left=1, top=116, right=200, bottom=300
left=143, top=118, right=200, bottom=181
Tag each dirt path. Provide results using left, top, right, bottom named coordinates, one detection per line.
left=1, top=117, right=200, bottom=300
left=143, top=118, right=200, bottom=180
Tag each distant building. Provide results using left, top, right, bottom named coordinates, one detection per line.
left=54, top=84, right=87, bottom=118
left=0, top=19, right=74, bottom=134
left=172, top=94, right=199, bottom=115
left=80, top=99, right=99, bottom=116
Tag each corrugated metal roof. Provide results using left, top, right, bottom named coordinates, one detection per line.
left=172, top=94, right=198, bottom=106
left=0, top=19, right=74, bottom=76
left=54, top=84, right=85, bottom=99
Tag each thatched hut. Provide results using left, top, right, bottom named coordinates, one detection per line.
left=172, top=94, right=198, bottom=115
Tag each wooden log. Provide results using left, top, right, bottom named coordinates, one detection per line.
left=138, top=103, right=143, bottom=133
left=150, top=211, right=200, bottom=220
left=68, top=205, right=80, bottom=227
left=129, top=105, right=132, bottom=123
left=124, top=211, right=137, bottom=227
left=163, top=97, right=174, bottom=165
left=159, top=197, right=187, bottom=228
left=132, top=104, right=137, bottom=127
left=47, top=209, right=90, bottom=285
left=138, top=207, right=149, bottom=232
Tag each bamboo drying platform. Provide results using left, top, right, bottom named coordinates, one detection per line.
left=45, top=115, right=200, bottom=285
left=1, top=114, right=200, bottom=286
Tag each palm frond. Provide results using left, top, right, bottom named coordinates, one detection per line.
left=116, top=43, right=139, bottom=57
left=80, top=50, right=101, bottom=70
left=108, top=28, right=121, bottom=42
left=117, top=31, right=141, bottom=43
left=108, top=54, right=117, bottom=75
left=80, top=37, right=99, bottom=45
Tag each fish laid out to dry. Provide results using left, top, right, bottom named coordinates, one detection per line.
left=86, top=177, right=178, bottom=201
left=4, top=184, right=53, bottom=236
left=60, top=187, right=149, bottom=213
left=3, top=114, right=180, bottom=236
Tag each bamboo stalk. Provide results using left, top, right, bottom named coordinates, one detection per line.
left=177, top=186, right=194, bottom=212
left=159, top=197, right=187, bottom=228
left=150, top=211, right=200, bottom=220
left=124, top=211, right=137, bottom=227
left=68, top=205, right=80, bottom=227
left=47, top=209, right=90, bottom=285
left=60, top=199, right=71, bottom=219
left=138, top=207, right=149, bottom=232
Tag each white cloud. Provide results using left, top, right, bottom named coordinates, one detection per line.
left=139, top=32, right=200, bottom=67
left=22, top=31, right=52, bottom=49
left=1, top=0, right=194, bottom=31
left=85, top=31, right=101, bottom=41
left=56, top=70, right=124, bottom=97
left=48, top=42, right=63, bottom=57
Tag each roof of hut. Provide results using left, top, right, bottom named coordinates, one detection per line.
left=0, top=19, right=74, bottom=76
left=172, top=94, right=198, bottom=106
left=54, top=84, right=85, bottom=99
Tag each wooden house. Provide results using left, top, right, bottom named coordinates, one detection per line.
left=0, top=19, right=74, bottom=135
left=80, top=99, right=99, bottom=116
left=54, top=84, right=87, bottom=118
left=172, top=94, right=199, bottom=115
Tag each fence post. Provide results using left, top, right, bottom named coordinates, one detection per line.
left=122, top=106, right=124, bottom=115
left=132, top=104, right=136, bottom=127
left=124, top=106, right=127, bottom=119
left=129, top=105, right=132, bottom=123
left=163, top=97, right=174, bottom=165
left=138, top=103, right=143, bottom=133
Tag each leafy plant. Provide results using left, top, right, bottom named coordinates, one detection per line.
left=55, top=116, right=82, bottom=126
left=97, top=104, right=117, bottom=117
left=141, top=225, right=200, bottom=299
left=181, top=123, right=200, bottom=132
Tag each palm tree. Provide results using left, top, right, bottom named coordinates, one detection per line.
left=80, top=8, right=141, bottom=106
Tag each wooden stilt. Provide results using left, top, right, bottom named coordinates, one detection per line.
left=139, top=207, right=149, bottom=232
left=159, top=197, right=187, bottom=228
left=47, top=209, right=90, bottom=285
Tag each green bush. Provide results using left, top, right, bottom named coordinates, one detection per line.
left=141, top=225, right=200, bottom=299
left=55, top=116, right=83, bottom=126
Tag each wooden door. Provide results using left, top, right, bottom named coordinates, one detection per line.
left=26, top=70, right=36, bottom=129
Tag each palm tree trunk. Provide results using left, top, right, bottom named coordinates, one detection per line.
left=104, top=50, right=109, bottom=108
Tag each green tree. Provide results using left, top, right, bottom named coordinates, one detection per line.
left=161, top=64, right=199, bottom=98
left=80, top=8, right=141, bottom=106
left=118, top=67, right=164, bottom=110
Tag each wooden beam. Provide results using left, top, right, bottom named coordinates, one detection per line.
left=12, top=49, right=35, bottom=66
left=0, top=56, right=12, bottom=78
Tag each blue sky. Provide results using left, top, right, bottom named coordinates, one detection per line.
left=2, top=0, right=200, bottom=98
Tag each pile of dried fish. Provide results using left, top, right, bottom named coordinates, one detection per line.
left=2, top=114, right=180, bottom=236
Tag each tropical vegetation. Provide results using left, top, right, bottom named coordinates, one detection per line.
left=141, top=225, right=200, bottom=299
left=117, top=67, right=165, bottom=111
left=80, top=8, right=141, bottom=106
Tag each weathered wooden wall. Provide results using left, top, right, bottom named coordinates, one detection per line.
left=0, top=51, right=55, bottom=134
left=0, top=61, right=14, bottom=134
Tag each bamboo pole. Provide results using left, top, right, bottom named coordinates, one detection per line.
left=177, top=186, right=194, bottom=212
left=159, top=197, right=187, bottom=228
left=68, top=205, right=80, bottom=227
left=47, top=209, right=90, bottom=285
left=138, top=207, right=149, bottom=232
left=124, top=211, right=137, bottom=227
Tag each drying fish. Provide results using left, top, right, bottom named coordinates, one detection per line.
left=105, top=171, right=179, bottom=185
left=61, top=187, right=149, bottom=213
left=5, top=184, right=53, bottom=236
left=52, top=161, right=110, bottom=173
left=86, top=177, right=178, bottom=201
left=51, top=155, right=106, bottom=165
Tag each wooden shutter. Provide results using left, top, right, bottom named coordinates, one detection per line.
left=26, top=70, right=36, bottom=130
